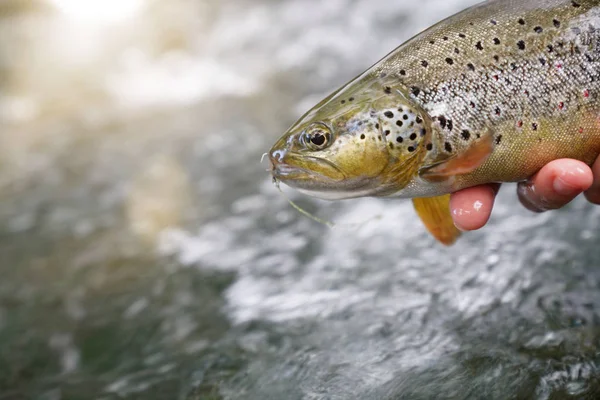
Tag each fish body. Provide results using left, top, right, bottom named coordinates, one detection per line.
left=268, top=0, right=600, bottom=244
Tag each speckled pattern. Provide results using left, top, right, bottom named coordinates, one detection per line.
left=271, top=0, right=600, bottom=199
left=378, top=0, right=600, bottom=195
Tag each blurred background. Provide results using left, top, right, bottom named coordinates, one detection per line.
left=2, top=0, right=600, bottom=399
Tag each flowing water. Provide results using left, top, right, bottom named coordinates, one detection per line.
left=1, top=0, right=600, bottom=399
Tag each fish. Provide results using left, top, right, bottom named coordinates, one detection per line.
left=268, top=0, right=600, bottom=245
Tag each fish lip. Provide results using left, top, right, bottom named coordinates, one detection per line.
left=270, top=152, right=346, bottom=182
left=271, top=163, right=342, bottom=183
left=270, top=154, right=383, bottom=197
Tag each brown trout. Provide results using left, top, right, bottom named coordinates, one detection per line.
left=268, top=0, right=600, bottom=245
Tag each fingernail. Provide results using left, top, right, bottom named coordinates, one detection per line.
left=553, top=176, right=580, bottom=196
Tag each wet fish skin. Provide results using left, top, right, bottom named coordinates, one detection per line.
left=268, top=0, right=600, bottom=243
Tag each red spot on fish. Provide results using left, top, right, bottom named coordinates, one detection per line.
left=558, top=102, right=564, bottom=110
left=584, top=89, right=590, bottom=98
left=524, top=90, right=530, bottom=96
left=493, top=75, right=499, bottom=81
left=517, top=120, right=523, bottom=128
left=556, top=63, right=563, bottom=69
left=579, top=127, right=584, bottom=133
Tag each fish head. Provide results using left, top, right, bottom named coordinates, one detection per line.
left=269, top=75, right=431, bottom=200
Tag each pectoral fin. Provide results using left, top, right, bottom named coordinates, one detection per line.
left=412, top=195, right=461, bottom=246
left=419, top=132, right=494, bottom=181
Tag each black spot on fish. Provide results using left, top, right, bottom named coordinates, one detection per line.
left=438, top=116, right=447, bottom=129
left=396, top=136, right=404, bottom=143
left=389, top=143, right=394, bottom=149
left=496, top=135, right=503, bottom=145
left=572, top=1, right=581, bottom=7
left=547, top=44, right=554, bottom=52
left=396, top=120, right=403, bottom=127
left=517, top=40, right=526, bottom=50
left=493, top=55, right=500, bottom=62
left=357, top=121, right=363, bottom=126
left=384, top=130, right=391, bottom=136
left=585, top=53, right=594, bottom=62
left=416, top=116, right=423, bottom=124
left=426, top=143, right=433, bottom=151
left=443, top=36, right=449, bottom=41
left=420, top=128, right=427, bottom=136
left=518, top=18, right=526, bottom=25
left=490, top=19, right=497, bottom=25
left=403, top=114, right=409, bottom=120
left=349, top=97, right=355, bottom=101
left=384, top=86, right=392, bottom=94
left=475, top=41, right=484, bottom=50
left=467, top=63, right=475, bottom=71
left=379, top=72, right=387, bottom=78
left=495, top=107, right=501, bottom=115
left=470, top=101, right=476, bottom=108
left=375, top=123, right=380, bottom=130
left=459, top=33, right=466, bottom=38
left=445, top=57, right=454, bottom=65
left=410, top=133, right=417, bottom=140
left=429, top=40, right=435, bottom=44
left=447, top=120, right=454, bottom=131
left=421, top=60, right=429, bottom=67
left=454, top=48, right=460, bottom=54
left=539, top=58, right=546, bottom=65
left=360, top=134, right=366, bottom=139
left=553, top=19, right=561, bottom=28
left=408, top=146, right=416, bottom=152
left=411, top=87, right=421, bottom=97
left=400, top=69, right=406, bottom=76
left=534, top=26, right=543, bottom=33
left=341, top=100, right=346, bottom=104
left=493, top=38, right=501, bottom=45
left=461, top=130, right=471, bottom=140
left=532, top=123, right=538, bottom=131
left=444, top=142, right=453, bottom=152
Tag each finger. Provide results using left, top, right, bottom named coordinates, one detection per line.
left=517, top=159, right=593, bottom=213
left=584, top=156, right=600, bottom=205
left=450, top=183, right=501, bottom=231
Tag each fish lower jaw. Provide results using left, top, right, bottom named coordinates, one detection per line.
left=274, top=175, right=384, bottom=200
left=295, top=187, right=381, bottom=201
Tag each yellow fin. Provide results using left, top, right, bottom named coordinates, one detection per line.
left=412, top=195, right=461, bottom=246
left=419, top=132, right=494, bottom=180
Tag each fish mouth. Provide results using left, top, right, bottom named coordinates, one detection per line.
left=270, top=154, right=346, bottom=185
left=269, top=152, right=382, bottom=197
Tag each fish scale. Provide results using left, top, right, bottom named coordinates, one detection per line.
left=383, top=0, right=600, bottom=187
left=268, top=0, right=600, bottom=244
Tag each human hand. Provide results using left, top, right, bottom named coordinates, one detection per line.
left=450, top=158, right=600, bottom=231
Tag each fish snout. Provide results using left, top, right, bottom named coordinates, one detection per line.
left=269, top=148, right=290, bottom=177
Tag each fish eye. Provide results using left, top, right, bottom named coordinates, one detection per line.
left=302, top=123, right=333, bottom=151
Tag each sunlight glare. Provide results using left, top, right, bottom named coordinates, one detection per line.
left=47, top=0, right=143, bottom=24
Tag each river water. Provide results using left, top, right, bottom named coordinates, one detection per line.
left=1, top=0, right=600, bottom=399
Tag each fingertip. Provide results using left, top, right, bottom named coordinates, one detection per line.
left=550, top=159, right=593, bottom=195
left=519, top=159, right=592, bottom=212
left=450, top=184, right=498, bottom=231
